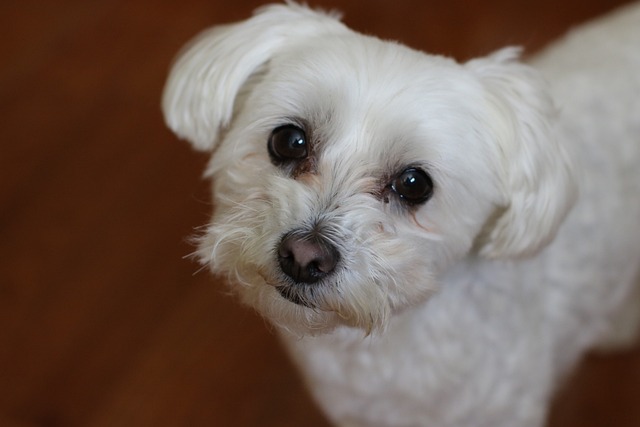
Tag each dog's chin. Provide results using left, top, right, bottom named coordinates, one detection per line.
left=237, top=283, right=343, bottom=336
left=232, top=272, right=381, bottom=335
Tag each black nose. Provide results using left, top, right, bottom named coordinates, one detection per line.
left=277, top=233, right=339, bottom=284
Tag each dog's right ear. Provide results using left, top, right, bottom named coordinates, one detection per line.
left=162, top=3, right=347, bottom=151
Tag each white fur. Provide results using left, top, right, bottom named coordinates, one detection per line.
left=163, top=3, right=640, bottom=426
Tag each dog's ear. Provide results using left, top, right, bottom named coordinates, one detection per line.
left=467, top=48, right=578, bottom=258
left=162, top=3, right=346, bottom=151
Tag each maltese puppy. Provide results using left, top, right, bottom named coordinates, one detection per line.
left=163, top=2, right=640, bottom=426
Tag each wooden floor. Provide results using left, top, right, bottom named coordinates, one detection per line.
left=1, top=0, right=638, bottom=426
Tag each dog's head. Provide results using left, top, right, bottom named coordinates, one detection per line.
left=163, top=3, right=576, bottom=334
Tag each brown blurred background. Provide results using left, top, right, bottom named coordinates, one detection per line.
left=1, top=0, right=638, bottom=426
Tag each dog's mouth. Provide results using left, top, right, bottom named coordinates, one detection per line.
left=259, top=266, right=327, bottom=308
left=276, top=284, right=319, bottom=308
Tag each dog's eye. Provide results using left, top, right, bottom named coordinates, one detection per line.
left=391, top=168, right=434, bottom=204
left=268, top=125, right=308, bottom=162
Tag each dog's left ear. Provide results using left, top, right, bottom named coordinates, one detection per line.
left=467, top=48, right=578, bottom=259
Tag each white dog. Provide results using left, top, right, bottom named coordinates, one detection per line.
left=163, top=2, right=640, bottom=426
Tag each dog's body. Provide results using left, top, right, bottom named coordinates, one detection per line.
left=163, top=3, right=640, bottom=426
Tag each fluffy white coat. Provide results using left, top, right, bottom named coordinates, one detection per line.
left=163, top=3, right=640, bottom=426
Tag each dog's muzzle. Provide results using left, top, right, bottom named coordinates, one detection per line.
left=276, top=231, right=340, bottom=308
left=275, top=230, right=340, bottom=307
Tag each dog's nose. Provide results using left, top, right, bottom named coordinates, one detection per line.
left=277, top=233, right=339, bottom=284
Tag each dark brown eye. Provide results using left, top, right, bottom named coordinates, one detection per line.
left=268, top=125, right=308, bottom=162
left=391, top=168, right=433, bottom=204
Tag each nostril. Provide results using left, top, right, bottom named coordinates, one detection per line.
left=277, top=233, right=339, bottom=284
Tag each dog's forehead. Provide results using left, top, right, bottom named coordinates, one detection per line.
left=269, top=35, right=464, bottom=112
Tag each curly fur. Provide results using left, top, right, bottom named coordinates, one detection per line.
left=163, top=3, right=640, bottom=426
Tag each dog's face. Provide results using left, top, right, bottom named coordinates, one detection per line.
left=163, top=4, right=576, bottom=334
